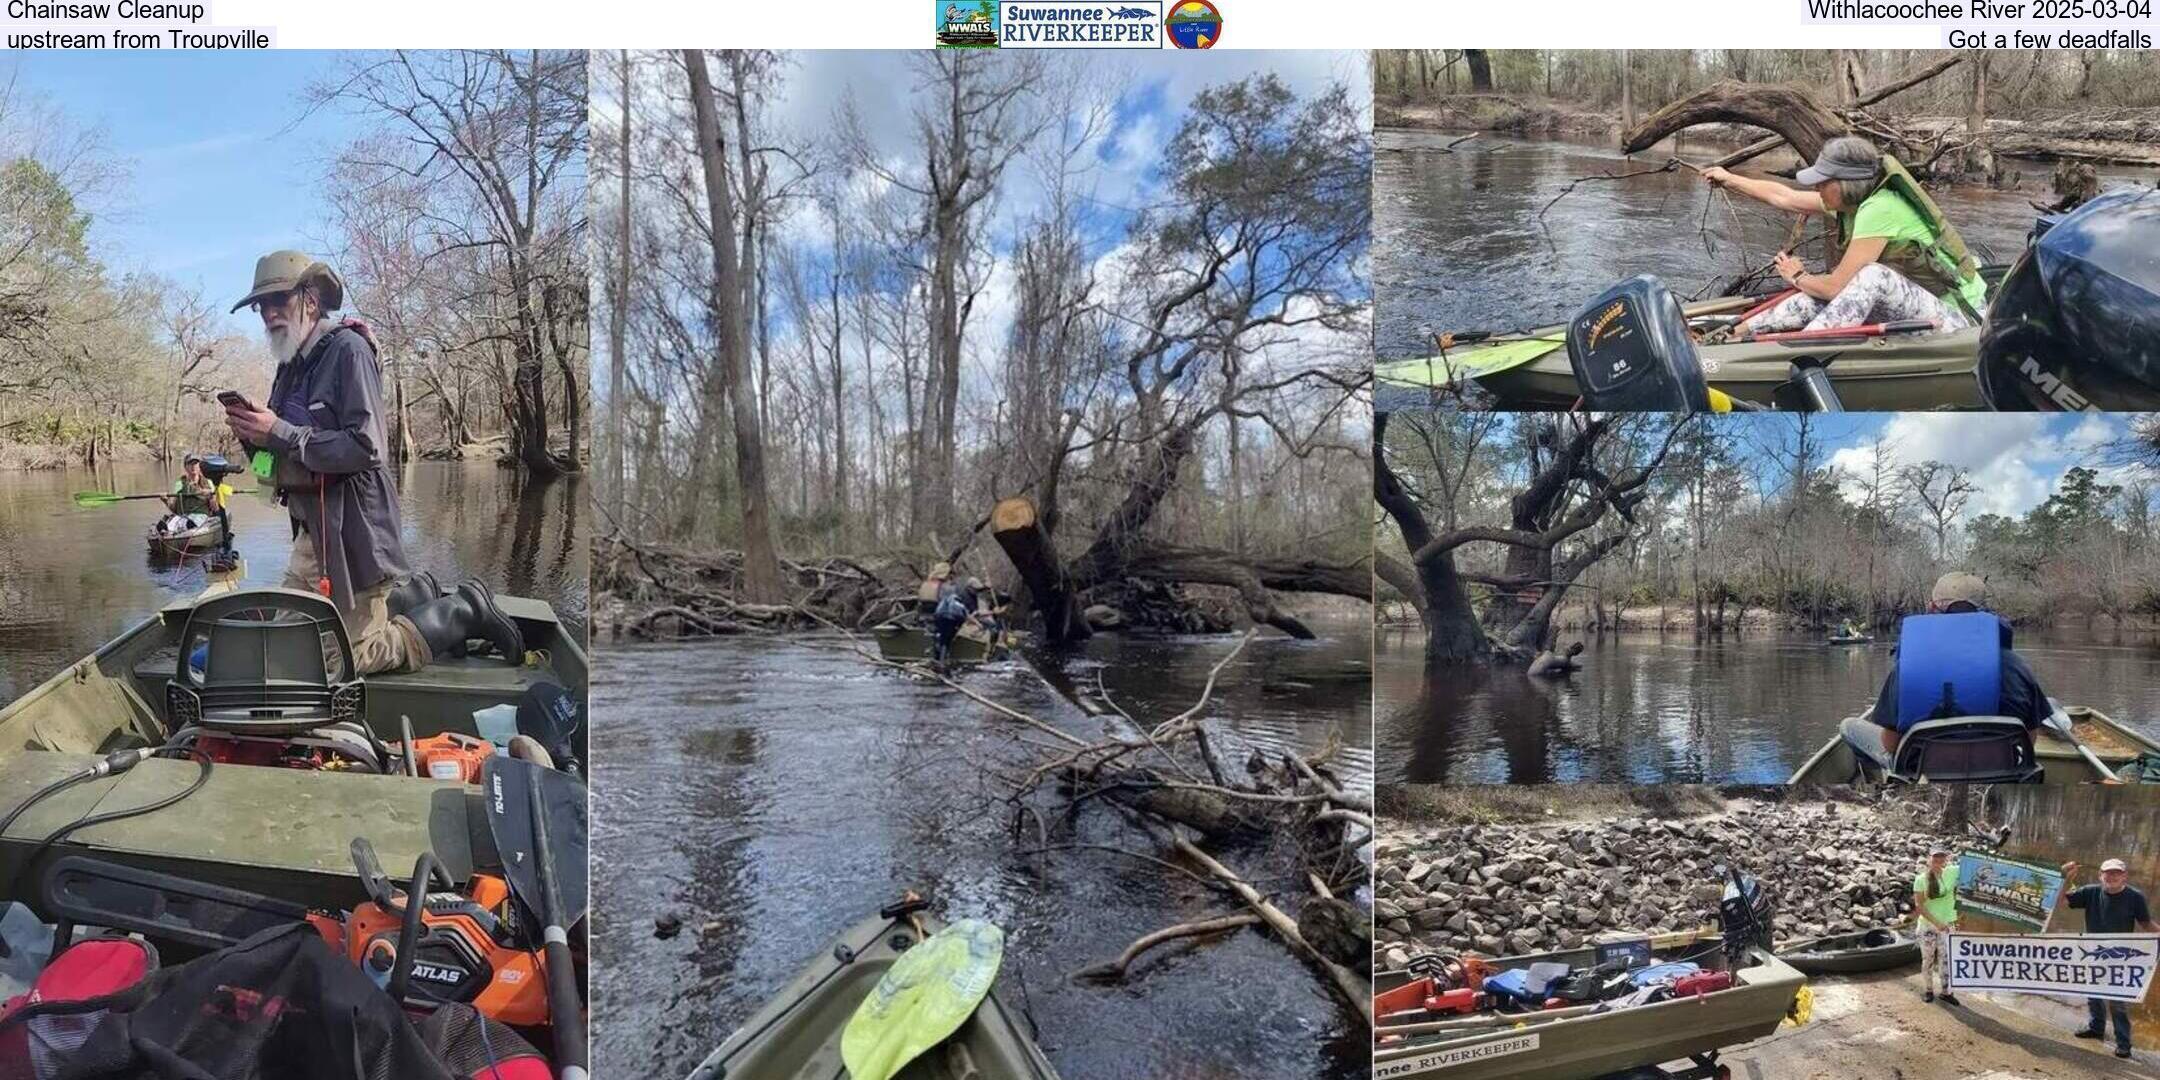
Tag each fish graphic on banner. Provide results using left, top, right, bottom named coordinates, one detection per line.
left=1947, top=933, right=2160, bottom=1004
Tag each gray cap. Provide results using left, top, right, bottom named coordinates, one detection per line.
left=1795, top=136, right=1882, bottom=187
left=1931, top=572, right=1988, bottom=608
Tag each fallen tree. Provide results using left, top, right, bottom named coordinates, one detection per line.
left=1623, top=63, right=2160, bottom=176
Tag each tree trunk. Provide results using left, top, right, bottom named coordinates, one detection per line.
left=685, top=49, right=785, bottom=604
left=992, top=496, right=1090, bottom=644
left=1465, top=50, right=1494, bottom=92
left=1966, top=53, right=1995, bottom=177
left=1622, top=80, right=1847, bottom=161
left=608, top=48, right=632, bottom=530
left=1619, top=50, right=1634, bottom=132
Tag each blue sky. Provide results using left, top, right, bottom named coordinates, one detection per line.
left=1784, top=413, right=2131, bottom=519
left=5, top=51, right=371, bottom=336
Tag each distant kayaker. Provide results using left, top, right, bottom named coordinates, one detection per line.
left=222, top=250, right=521, bottom=674
left=155, top=453, right=230, bottom=536
left=1849, top=572, right=2053, bottom=760
left=2058, top=857, right=2155, bottom=1059
left=1913, top=847, right=1961, bottom=1006
left=1702, top=136, right=1987, bottom=339
left=1526, top=641, right=1584, bottom=678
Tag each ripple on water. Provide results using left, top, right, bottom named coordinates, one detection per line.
left=590, top=630, right=1371, bottom=1080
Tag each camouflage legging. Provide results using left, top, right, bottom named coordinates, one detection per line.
left=1745, top=263, right=1972, bottom=335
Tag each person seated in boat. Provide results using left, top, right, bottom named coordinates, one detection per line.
left=1912, top=847, right=1961, bottom=1007
left=222, top=250, right=521, bottom=675
left=917, top=561, right=954, bottom=622
left=1844, top=572, right=2052, bottom=762
left=1701, top=136, right=1987, bottom=340
left=156, top=453, right=231, bottom=535
left=1525, top=641, right=1584, bottom=678
left=2058, top=857, right=2155, bottom=1059
left=1837, top=619, right=1858, bottom=639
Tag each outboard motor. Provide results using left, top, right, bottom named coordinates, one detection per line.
left=1979, top=189, right=2160, bottom=411
left=196, top=452, right=245, bottom=566
left=1717, top=865, right=1775, bottom=968
left=1566, top=275, right=1712, bottom=412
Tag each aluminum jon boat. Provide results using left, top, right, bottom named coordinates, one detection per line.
left=686, top=899, right=1062, bottom=1080
left=1373, top=934, right=1806, bottom=1080
left=872, top=622, right=1018, bottom=664
left=1788, top=705, right=2160, bottom=785
left=1777, top=928, right=1919, bottom=976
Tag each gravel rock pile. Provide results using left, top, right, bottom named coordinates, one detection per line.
left=1375, top=800, right=1947, bottom=969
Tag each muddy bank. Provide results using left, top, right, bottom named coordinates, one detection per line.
left=1374, top=796, right=1948, bottom=966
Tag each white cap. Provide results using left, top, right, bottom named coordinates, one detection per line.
left=2101, top=858, right=2128, bottom=873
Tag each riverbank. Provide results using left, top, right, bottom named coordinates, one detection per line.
left=1375, top=604, right=2160, bottom=635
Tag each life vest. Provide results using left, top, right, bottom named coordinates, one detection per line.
left=1894, top=611, right=2007, bottom=730
left=172, top=479, right=214, bottom=515
left=1837, top=154, right=1985, bottom=317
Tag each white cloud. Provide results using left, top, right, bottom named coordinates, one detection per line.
left=1825, top=413, right=2074, bottom=520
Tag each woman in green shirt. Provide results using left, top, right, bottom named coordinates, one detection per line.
left=1701, top=136, right=1988, bottom=339
left=1913, top=847, right=1962, bottom=1006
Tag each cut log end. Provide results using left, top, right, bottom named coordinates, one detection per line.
left=991, top=496, right=1039, bottom=533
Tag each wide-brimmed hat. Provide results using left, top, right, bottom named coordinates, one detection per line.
left=1795, top=136, right=1882, bottom=187
left=232, top=250, right=344, bottom=313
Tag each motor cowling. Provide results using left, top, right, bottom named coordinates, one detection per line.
left=1718, top=866, right=1775, bottom=967
left=1566, top=275, right=1712, bottom=412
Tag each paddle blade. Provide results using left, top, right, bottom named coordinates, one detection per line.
left=71, top=491, right=124, bottom=507
left=1376, top=337, right=1566, bottom=387
left=841, top=919, right=1005, bottom=1080
left=479, top=756, right=589, bottom=934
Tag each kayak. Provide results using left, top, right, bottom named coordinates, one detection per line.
left=873, top=622, right=1017, bottom=664
left=147, top=514, right=225, bottom=554
left=687, top=902, right=1063, bottom=1080
left=1825, top=634, right=1874, bottom=645
left=1788, top=705, right=2160, bottom=785
left=1373, top=933, right=1805, bottom=1080
left=1778, top=928, right=1919, bottom=976
left=1377, top=283, right=2002, bottom=411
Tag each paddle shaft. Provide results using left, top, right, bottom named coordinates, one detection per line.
left=77, top=488, right=257, bottom=505
left=2047, top=708, right=2119, bottom=782
left=1750, top=319, right=1933, bottom=344
left=526, top=774, right=588, bottom=1080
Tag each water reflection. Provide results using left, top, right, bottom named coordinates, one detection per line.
left=1377, top=626, right=2160, bottom=784
left=1372, top=130, right=2122, bottom=357
left=0, top=460, right=586, bottom=705
left=590, top=629, right=1370, bottom=1080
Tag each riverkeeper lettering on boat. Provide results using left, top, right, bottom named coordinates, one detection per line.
left=1374, top=1033, right=1539, bottom=1077
left=1947, top=933, right=2160, bottom=1003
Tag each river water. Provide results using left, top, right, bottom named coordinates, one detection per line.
left=1371, top=128, right=2119, bottom=360
left=1376, top=627, right=2160, bottom=785
left=0, top=460, right=587, bottom=706
left=589, top=624, right=1372, bottom=1080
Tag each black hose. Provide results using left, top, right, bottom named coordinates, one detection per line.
left=6, top=756, right=213, bottom=908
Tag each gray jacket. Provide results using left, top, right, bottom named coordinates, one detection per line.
left=256, top=319, right=410, bottom=610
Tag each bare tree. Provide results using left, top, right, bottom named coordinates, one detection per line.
left=1901, top=460, right=1976, bottom=561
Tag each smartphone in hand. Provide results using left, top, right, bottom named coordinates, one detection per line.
left=216, top=390, right=256, bottom=411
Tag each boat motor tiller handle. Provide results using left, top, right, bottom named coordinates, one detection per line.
left=1566, top=275, right=1714, bottom=413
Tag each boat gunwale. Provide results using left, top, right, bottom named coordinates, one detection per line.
left=1373, top=944, right=1804, bottom=1073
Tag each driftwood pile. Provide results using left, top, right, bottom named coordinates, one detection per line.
left=591, top=536, right=914, bottom=638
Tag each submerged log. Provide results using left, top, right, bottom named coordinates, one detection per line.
left=991, top=496, right=1091, bottom=645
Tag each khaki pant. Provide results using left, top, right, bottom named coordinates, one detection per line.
left=284, top=533, right=429, bottom=675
